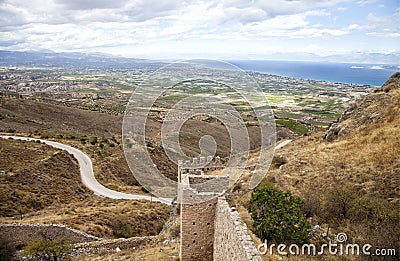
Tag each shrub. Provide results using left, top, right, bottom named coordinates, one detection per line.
left=323, top=186, right=358, bottom=221
left=111, top=216, right=135, bottom=238
left=248, top=186, right=310, bottom=244
left=23, top=240, right=71, bottom=261
left=348, top=196, right=389, bottom=223
left=89, top=136, right=98, bottom=145
left=348, top=198, right=399, bottom=259
left=40, top=133, right=49, bottom=139
left=0, top=236, right=16, bottom=261
left=272, top=155, right=287, bottom=168
left=301, top=191, right=323, bottom=218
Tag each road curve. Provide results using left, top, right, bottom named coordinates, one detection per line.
left=274, top=139, right=292, bottom=150
left=0, top=135, right=172, bottom=205
left=1, top=136, right=293, bottom=205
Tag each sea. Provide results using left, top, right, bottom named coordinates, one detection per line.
left=229, top=60, right=399, bottom=87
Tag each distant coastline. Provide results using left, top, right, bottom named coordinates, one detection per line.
left=229, top=60, right=399, bottom=86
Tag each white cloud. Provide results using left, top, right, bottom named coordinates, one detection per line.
left=54, top=0, right=127, bottom=10
left=252, top=0, right=346, bottom=16
left=0, top=0, right=398, bottom=59
left=348, top=24, right=361, bottom=30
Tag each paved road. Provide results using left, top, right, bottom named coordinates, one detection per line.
left=0, top=135, right=172, bottom=205
left=274, top=139, right=292, bottom=150
left=1, top=136, right=293, bottom=205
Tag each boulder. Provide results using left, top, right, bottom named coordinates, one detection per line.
left=324, top=123, right=345, bottom=141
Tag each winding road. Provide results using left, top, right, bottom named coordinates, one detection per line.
left=0, top=135, right=173, bottom=205
left=274, top=139, right=292, bottom=150
left=0, top=136, right=292, bottom=205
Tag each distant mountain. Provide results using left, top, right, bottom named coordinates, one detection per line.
left=324, top=52, right=400, bottom=65
left=239, top=51, right=400, bottom=65
left=1, top=50, right=398, bottom=69
left=0, top=50, right=163, bottom=69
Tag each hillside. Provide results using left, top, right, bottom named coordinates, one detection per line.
left=0, top=138, right=85, bottom=217
left=231, top=72, right=400, bottom=260
left=271, top=72, right=399, bottom=200
left=0, top=94, right=122, bottom=136
left=0, top=138, right=169, bottom=239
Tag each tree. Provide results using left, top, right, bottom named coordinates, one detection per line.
left=248, top=186, right=310, bottom=244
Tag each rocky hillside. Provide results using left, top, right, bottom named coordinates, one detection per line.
left=325, top=71, right=400, bottom=142
left=247, top=72, right=400, bottom=259
left=271, top=72, right=400, bottom=200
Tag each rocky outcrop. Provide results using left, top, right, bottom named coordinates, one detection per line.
left=381, top=72, right=400, bottom=93
left=324, top=123, right=345, bottom=141
left=324, top=72, right=399, bottom=141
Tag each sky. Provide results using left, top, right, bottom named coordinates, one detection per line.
left=0, top=0, right=399, bottom=61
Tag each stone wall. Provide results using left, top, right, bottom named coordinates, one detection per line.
left=180, top=173, right=260, bottom=261
left=213, top=197, right=261, bottom=261
left=181, top=197, right=218, bottom=261
left=0, top=223, right=101, bottom=246
left=72, top=236, right=155, bottom=256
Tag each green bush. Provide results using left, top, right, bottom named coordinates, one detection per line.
left=80, top=137, right=86, bottom=145
left=89, top=136, right=98, bottom=145
left=111, top=216, right=135, bottom=238
left=23, top=240, right=71, bottom=261
left=348, top=196, right=388, bottom=223
left=248, top=186, right=310, bottom=244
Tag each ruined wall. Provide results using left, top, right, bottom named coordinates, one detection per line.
left=213, top=197, right=261, bottom=261
left=180, top=173, right=261, bottom=261
left=179, top=173, right=229, bottom=261
left=72, top=236, right=155, bottom=256
left=0, top=223, right=101, bottom=246
left=180, top=189, right=218, bottom=261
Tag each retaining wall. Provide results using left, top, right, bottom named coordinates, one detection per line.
left=213, top=197, right=261, bottom=261
left=0, top=223, right=101, bottom=246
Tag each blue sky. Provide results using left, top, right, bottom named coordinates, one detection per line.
left=0, top=0, right=399, bottom=62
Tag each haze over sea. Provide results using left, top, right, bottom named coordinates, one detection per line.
left=230, top=60, right=399, bottom=87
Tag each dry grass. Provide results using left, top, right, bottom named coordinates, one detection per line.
left=71, top=218, right=180, bottom=260
left=0, top=95, right=122, bottom=136
left=0, top=138, right=170, bottom=239
left=229, top=78, right=400, bottom=260
left=270, top=88, right=400, bottom=201
left=0, top=138, right=87, bottom=217
left=0, top=94, right=142, bottom=190
left=1, top=198, right=170, bottom=239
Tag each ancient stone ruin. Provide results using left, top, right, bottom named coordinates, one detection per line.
left=178, top=157, right=261, bottom=261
